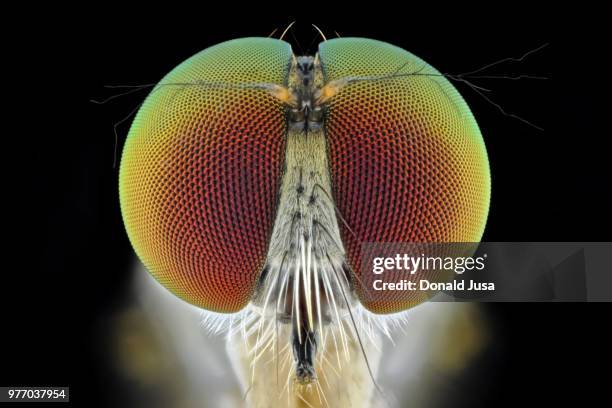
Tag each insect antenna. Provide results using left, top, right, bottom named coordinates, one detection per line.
left=91, top=81, right=193, bottom=167
left=311, top=24, right=327, bottom=42
left=90, top=81, right=227, bottom=105
left=89, top=83, right=158, bottom=105
left=279, top=21, right=296, bottom=41
left=107, top=100, right=142, bottom=168
left=460, top=42, right=549, bottom=76
left=326, top=43, right=549, bottom=131
left=267, top=27, right=278, bottom=38
left=91, top=79, right=294, bottom=167
left=453, top=75, right=544, bottom=130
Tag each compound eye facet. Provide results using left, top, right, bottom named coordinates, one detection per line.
left=119, top=38, right=293, bottom=313
left=319, top=38, right=491, bottom=314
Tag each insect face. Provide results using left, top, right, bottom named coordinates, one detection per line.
left=119, top=37, right=490, bottom=390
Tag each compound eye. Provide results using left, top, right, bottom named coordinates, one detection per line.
left=318, top=38, right=491, bottom=313
left=119, top=38, right=293, bottom=313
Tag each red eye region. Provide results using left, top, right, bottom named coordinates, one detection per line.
left=320, top=39, right=491, bottom=313
left=119, top=38, right=292, bottom=312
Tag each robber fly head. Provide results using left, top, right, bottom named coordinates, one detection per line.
left=118, top=37, right=491, bottom=389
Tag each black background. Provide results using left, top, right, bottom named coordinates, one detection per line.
left=5, top=5, right=610, bottom=407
